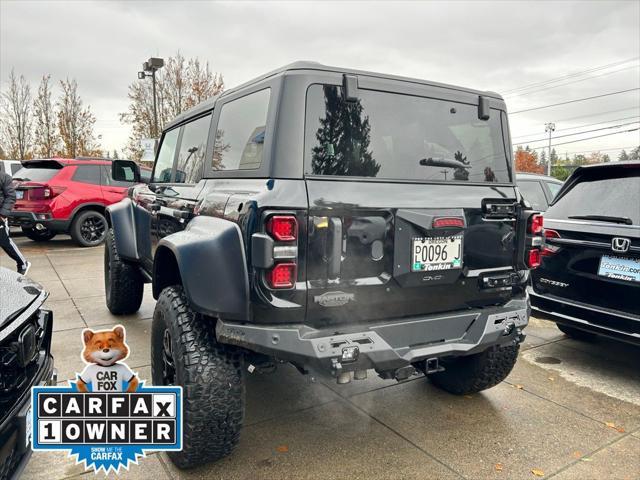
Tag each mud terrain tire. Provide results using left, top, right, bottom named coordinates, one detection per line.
left=104, top=228, right=143, bottom=314
left=429, top=344, right=519, bottom=395
left=151, top=286, right=245, bottom=469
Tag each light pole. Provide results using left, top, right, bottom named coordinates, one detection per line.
left=138, top=57, right=164, bottom=138
left=545, top=122, right=555, bottom=176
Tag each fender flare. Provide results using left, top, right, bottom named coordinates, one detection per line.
left=154, top=215, right=250, bottom=321
left=105, top=198, right=139, bottom=261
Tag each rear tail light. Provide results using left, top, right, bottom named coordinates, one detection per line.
left=542, top=229, right=561, bottom=256
left=432, top=217, right=464, bottom=228
left=527, top=248, right=541, bottom=268
left=267, top=215, right=298, bottom=241
left=529, top=214, right=544, bottom=235
left=267, top=262, right=296, bottom=289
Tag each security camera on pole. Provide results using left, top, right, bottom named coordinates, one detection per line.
left=138, top=57, right=165, bottom=139
left=545, top=122, right=555, bottom=176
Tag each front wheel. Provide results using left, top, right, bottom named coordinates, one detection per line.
left=21, top=226, right=56, bottom=242
left=151, top=286, right=245, bottom=469
left=429, top=344, right=519, bottom=395
left=104, top=228, right=143, bottom=315
left=71, top=210, right=108, bottom=247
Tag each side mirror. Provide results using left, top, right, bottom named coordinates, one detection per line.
left=112, top=160, right=142, bottom=183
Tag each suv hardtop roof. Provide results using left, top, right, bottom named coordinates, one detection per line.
left=166, top=61, right=504, bottom=130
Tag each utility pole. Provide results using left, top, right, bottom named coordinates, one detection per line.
left=545, top=122, right=555, bottom=176
left=138, top=57, right=165, bottom=138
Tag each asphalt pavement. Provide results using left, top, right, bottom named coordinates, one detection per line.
left=3, top=233, right=639, bottom=480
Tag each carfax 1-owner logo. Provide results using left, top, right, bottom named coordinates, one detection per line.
left=30, top=325, right=182, bottom=474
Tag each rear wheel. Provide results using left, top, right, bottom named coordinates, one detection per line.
left=151, top=286, right=245, bottom=469
left=21, top=226, right=56, bottom=242
left=104, top=228, right=143, bottom=315
left=557, top=323, right=597, bottom=341
left=429, top=344, right=519, bottom=395
left=71, top=210, right=108, bottom=247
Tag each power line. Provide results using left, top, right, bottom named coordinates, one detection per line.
left=557, top=146, right=637, bottom=155
left=505, top=64, right=639, bottom=98
left=518, top=128, right=639, bottom=150
left=514, top=121, right=639, bottom=145
left=550, top=107, right=640, bottom=123
left=510, top=88, right=640, bottom=114
left=512, top=115, right=640, bottom=140
left=503, top=57, right=640, bottom=94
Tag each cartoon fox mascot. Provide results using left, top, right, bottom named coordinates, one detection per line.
left=77, top=325, right=139, bottom=393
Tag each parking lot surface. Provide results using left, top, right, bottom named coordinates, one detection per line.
left=3, top=233, right=639, bottom=480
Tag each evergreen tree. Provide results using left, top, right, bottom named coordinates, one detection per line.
left=602, top=154, right=611, bottom=163
left=550, top=148, right=558, bottom=164
left=629, top=146, right=640, bottom=160
left=618, top=149, right=629, bottom=161
left=112, top=149, right=119, bottom=159
left=311, top=86, right=379, bottom=177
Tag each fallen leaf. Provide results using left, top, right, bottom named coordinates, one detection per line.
left=616, top=426, right=626, bottom=433
left=531, top=468, right=545, bottom=477
left=605, top=421, right=616, bottom=428
left=572, top=451, right=582, bottom=459
left=495, top=463, right=504, bottom=472
left=276, top=445, right=289, bottom=453
left=581, top=457, right=592, bottom=462
left=515, top=384, right=524, bottom=390
left=548, top=377, right=555, bottom=381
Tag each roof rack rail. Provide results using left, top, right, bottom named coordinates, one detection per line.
left=75, top=156, right=113, bottom=161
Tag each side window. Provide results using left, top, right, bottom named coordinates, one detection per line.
left=175, top=114, right=211, bottom=184
left=518, top=180, right=548, bottom=211
left=152, top=128, right=180, bottom=183
left=212, top=88, right=270, bottom=171
left=72, top=165, right=102, bottom=185
left=546, top=181, right=562, bottom=199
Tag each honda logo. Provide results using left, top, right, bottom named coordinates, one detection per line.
left=611, top=237, right=631, bottom=253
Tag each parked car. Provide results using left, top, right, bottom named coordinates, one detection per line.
left=0, top=160, right=22, bottom=177
left=105, top=62, right=543, bottom=469
left=0, top=267, right=55, bottom=479
left=530, top=161, right=640, bottom=344
left=8, top=157, right=142, bottom=247
left=516, top=172, right=563, bottom=211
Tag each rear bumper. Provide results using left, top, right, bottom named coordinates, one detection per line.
left=7, top=211, right=70, bottom=232
left=216, top=297, right=529, bottom=376
left=529, top=288, right=640, bottom=345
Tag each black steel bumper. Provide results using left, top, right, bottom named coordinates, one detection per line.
left=0, top=356, right=56, bottom=480
left=216, top=297, right=529, bottom=376
left=7, top=211, right=70, bottom=232
left=529, top=288, right=640, bottom=345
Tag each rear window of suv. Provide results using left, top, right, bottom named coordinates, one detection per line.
left=305, top=85, right=511, bottom=183
left=13, top=166, right=61, bottom=182
left=547, top=167, right=640, bottom=225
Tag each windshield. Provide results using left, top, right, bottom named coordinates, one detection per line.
left=13, top=166, right=61, bottom=182
left=547, top=167, right=640, bottom=225
left=305, top=85, right=511, bottom=183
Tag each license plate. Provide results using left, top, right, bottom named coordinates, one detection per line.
left=412, top=235, right=463, bottom=272
left=16, top=190, right=24, bottom=200
left=25, top=405, right=32, bottom=447
left=598, top=255, right=640, bottom=283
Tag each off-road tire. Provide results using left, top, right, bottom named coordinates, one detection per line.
left=556, top=323, right=597, bottom=341
left=21, top=226, right=56, bottom=241
left=429, top=344, right=519, bottom=395
left=70, top=209, right=108, bottom=247
left=104, top=228, right=143, bottom=315
left=151, top=286, right=245, bottom=469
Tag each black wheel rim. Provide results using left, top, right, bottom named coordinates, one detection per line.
left=80, top=215, right=106, bottom=244
left=162, top=329, right=176, bottom=385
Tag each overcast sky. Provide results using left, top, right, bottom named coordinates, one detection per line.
left=1, top=0, right=639, bottom=158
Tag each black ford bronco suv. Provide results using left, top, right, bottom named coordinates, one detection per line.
left=105, top=62, right=542, bottom=468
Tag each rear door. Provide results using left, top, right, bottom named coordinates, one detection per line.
left=535, top=164, right=640, bottom=316
left=304, top=81, right=522, bottom=325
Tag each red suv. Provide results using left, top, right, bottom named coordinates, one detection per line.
left=8, top=158, right=142, bottom=247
